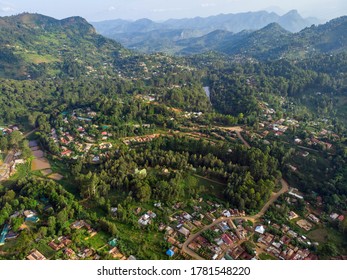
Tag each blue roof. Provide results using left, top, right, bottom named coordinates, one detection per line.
left=166, top=249, right=175, bottom=257
left=25, top=216, right=39, bottom=223
left=109, top=238, right=118, bottom=247
left=0, top=224, right=9, bottom=245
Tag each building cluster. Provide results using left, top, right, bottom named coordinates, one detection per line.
left=48, top=108, right=114, bottom=161
left=0, top=210, right=39, bottom=246
left=255, top=222, right=318, bottom=260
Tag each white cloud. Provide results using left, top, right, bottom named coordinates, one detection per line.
left=0, top=0, right=15, bottom=13
left=152, top=9, right=167, bottom=13
left=201, top=3, right=216, bottom=8
left=108, top=6, right=115, bottom=11
left=152, top=8, right=183, bottom=13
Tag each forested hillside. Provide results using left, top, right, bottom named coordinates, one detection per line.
left=0, top=13, right=346, bottom=260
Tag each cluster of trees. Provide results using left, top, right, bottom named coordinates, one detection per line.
left=0, top=131, right=31, bottom=158
left=201, top=55, right=346, bottom=123
left=0, top=70, right=210, bottom=127
left=69, top=136, right=279, bottom=212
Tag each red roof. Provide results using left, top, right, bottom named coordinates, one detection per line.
left=338, top=215, right=345, bottom=222
left=61, top=150, right=72, bottom=156
left=221, top=233, right=234, bottom=246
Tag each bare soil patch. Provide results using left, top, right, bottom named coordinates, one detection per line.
left=32, top=150, right=44, bottom=158
left=48, top=173, right=64, bottom=180
left=32, top=158, right=51, bottom=171
left=41, top=169, right=53, bottom=176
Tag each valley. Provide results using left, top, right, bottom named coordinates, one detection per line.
left=0, top=12, right=346, bottom=261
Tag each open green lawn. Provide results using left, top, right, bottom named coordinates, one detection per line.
left=308, top=227, right=345, bottom=245
left=20, top=53, right=60, bottom=64
left=1, top=239, right=18, bottom=254
left=36, top=242, right=56, bottom=259
left=308, top=228, right=330, bottom=243
left=194, top=174, right=227, bottom=200
left=114, top=222, right=169, bottom=260
left=259, top=253, right=277, bottom=260
left=48, top=158, right=80, bottom=196
left=86, top=232, right=110, bottom=250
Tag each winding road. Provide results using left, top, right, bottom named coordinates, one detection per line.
left=181, top=127, right=290, bottom=259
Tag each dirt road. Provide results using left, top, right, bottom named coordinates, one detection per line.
left=181, top=128, right=290, bottom=259
left=0, top=151, right=13, bottom=181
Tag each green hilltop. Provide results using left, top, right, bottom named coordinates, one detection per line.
left=0, top=13, right=127, bottom=79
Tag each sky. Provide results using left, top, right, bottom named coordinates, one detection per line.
left=0, top=0, right=346, bottom=22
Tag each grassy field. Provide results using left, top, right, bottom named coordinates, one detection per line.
left=194, top=175, right=227, bottom=200
left=308, top=227, right=345, bottom=244
left=86, top=232, right=110, bottom=250
left=49, top=158, right=80, bottom=196
left=21, top=53, right=60, bottom=64
left=259, top=253, right=277, bottom=260
left=114, top=222, right=168, bottom=260
left=36, top=242, right=56, bottom=259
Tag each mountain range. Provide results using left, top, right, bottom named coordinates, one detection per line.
left=92, top=10, right=322, bottom=54
left=192, top=17, right=347, bottom=59
left=0, top=12, right=346, bottom=80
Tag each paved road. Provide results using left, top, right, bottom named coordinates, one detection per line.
left=181, top=129, right=290, bottom=259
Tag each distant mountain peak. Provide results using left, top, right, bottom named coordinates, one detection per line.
left=262, top=22, right=290, bottom=33
left=61, top=16, right=96, bottom=34
left=135, top=18, right=155, bottom=24
left=9, top=13, right=58, bottom=26
left=284, top=9, right=300, bottom=16
left=0, top=13, right=123, bottom=79
left=2, top=13, right=95, bottom=34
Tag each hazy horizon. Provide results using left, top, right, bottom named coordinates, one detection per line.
left=0, top=0, right=346, bottom=22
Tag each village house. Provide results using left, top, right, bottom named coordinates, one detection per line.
left=178, top=227, right=190, bottom=238
left=64, top=248, right=77, bottom=260
left=338, top=215, right=345, bottom=222
left=296, top=219, right=313, bottom=231
left=229, top=245, right=245, bottom=260
left=307, top=214, right=320, bottom=224
left=109, top=247, right=126, bottom=259
left=23, top=210, right=36, bottom=218
left=221, top=233, right=234, bottom=246
left=258, top=233, right=274, bottom=246
left=280, top=235, right=291, bottom=245
left=255, top=225, right=265, bottom=235
left=266, top=246, right=281, bottom=257
left=27, top=250, right=46, bottom=260
left=48, top=240, right=65, bottom=251
left=330, top=213, right=339, bottom=220
left=288, top=211, right=299, bottom=220
left=188, top=241, right=201, bottom=251
left=287, top=230, right=298, bottom=238
left=138, top=211, right=156, bottom=226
